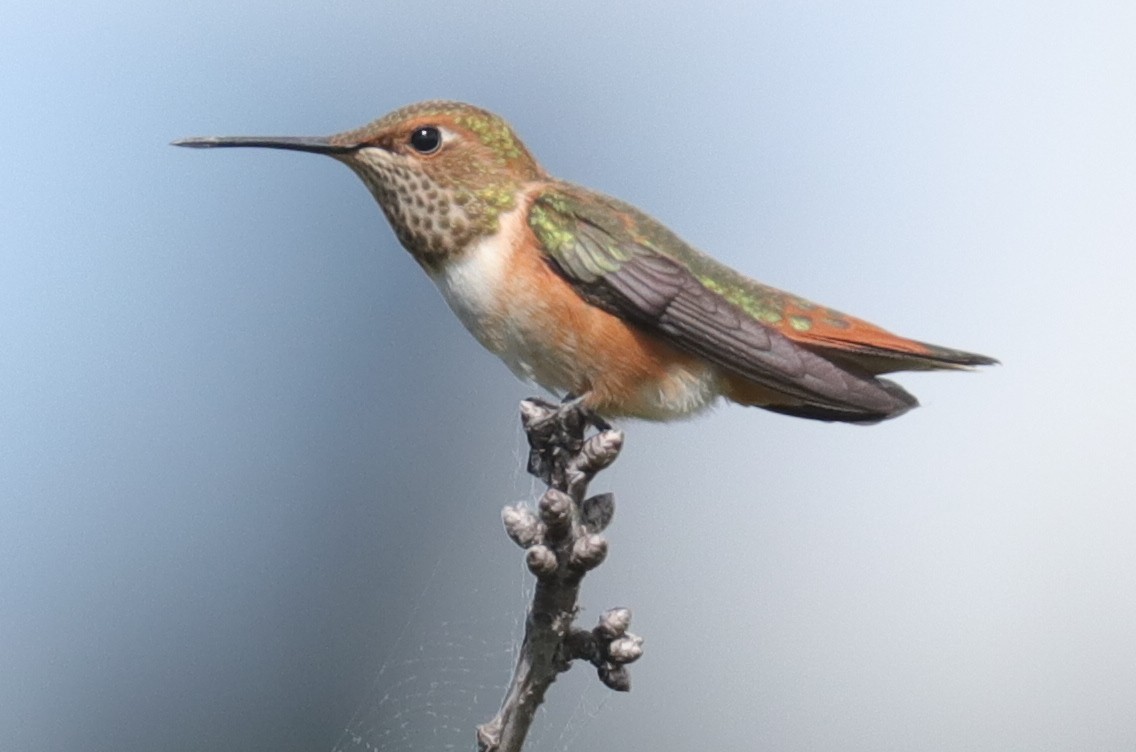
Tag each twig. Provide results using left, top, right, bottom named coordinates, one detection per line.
left=476, top=399, right=644, bottom=752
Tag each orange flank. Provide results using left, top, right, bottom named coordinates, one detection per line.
left=489, top=212, right=718, bottom=420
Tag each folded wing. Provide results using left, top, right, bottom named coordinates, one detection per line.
left=528, top=185, right=977, bottom=423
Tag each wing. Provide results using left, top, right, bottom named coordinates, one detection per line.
left=528, top=184, right=927, bottom=423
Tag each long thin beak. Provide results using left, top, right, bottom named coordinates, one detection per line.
left=170, top=135, right=357, bottom=155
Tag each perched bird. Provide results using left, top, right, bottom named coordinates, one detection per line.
left=174, top=101, right=995, bottom=423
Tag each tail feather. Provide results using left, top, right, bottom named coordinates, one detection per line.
left=724, top=372, right=919, bottom=425
left=814, top=340, right=999, bottom=376
left=787, top=322, right=999, bottom=375
left=768, top=300, right=999, bottom=374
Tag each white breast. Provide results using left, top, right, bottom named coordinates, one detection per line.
left=430, top=231, right=510, bottom=335
left=426, top=205, right=542, bottom=380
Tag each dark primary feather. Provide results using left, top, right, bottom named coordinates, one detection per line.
left=527, top=184, right=949, bottom=423
left=605, top=251, right=918, bottom=421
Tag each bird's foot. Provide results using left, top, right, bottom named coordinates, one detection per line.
left=521, top=395, right=616, bottom=488
left=560, top=393, right=613, bottom=432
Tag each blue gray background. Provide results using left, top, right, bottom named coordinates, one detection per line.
left=3, top=2, right=1134, bottom=750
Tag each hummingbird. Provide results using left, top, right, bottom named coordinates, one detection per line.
left=174, top=100, right=995, bottom=424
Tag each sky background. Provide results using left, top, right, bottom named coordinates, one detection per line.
left=3, top=1, right=1135, bottom=751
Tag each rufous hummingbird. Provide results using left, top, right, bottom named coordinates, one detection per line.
left=175, top=100, right=995, bottom=423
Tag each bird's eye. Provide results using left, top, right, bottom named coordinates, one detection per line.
left=409, top=126, right=443, bottom=154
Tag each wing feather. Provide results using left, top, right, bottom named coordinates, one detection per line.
left=529, top=186, right=919, bottom=421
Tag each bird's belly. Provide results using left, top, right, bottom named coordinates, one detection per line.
left=430, top=221, right=720, bottom=420
left=493, top=309, right=721, bottom=421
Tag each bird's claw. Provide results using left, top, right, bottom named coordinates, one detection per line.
left=522, top=395, right=613, bottom=486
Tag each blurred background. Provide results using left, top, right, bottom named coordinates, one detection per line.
left=3, top=1, right=1134, bottom=750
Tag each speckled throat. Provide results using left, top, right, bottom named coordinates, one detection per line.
left=347, top=148, right=524, bottom=268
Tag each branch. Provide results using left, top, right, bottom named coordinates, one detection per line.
left=476, top=399, right=644, bottom=752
